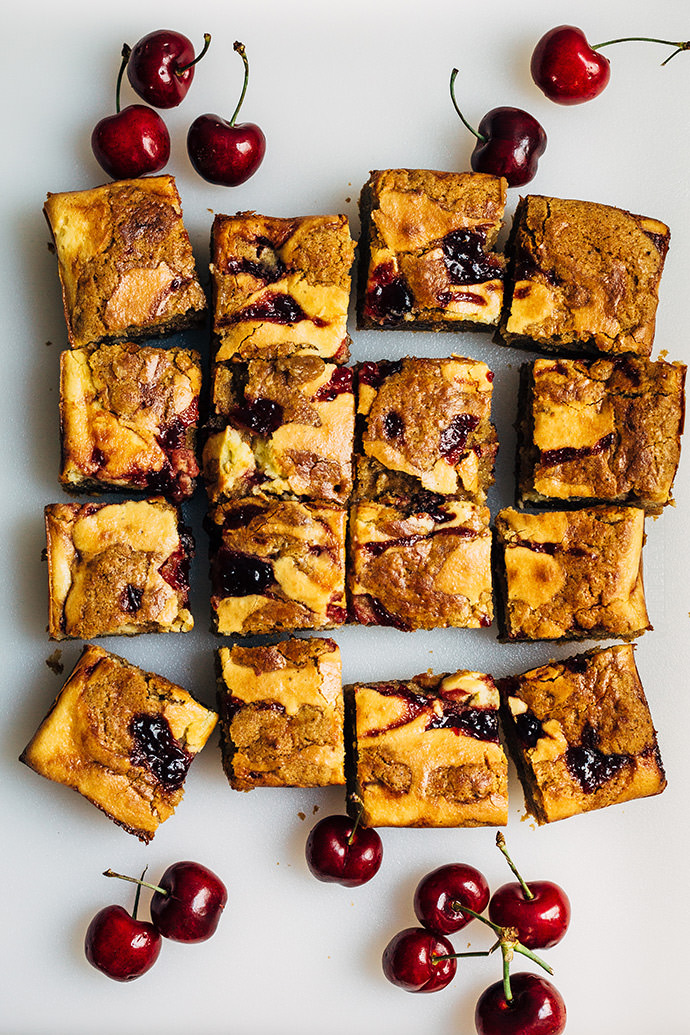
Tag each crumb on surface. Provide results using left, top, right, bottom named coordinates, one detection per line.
left=45, top=649, right=63, bottom=675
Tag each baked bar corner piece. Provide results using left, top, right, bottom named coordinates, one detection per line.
left=202, top=357, right=355, bottom=504
left=19, top=644, right=217, bottom=842
left=210, top=211, right=355, bottom=363
left=493, top=506, right=651, bottom=642
left=43, top=175, right=207, bottom=349
left=354, top=356, right=497, bottom=503
left=207, top=498, right=347, bottom=635
left=216, top=637, right=344, bottom=790
left=357, top=168, right=506, bottom=330
left=345, top=671, right=508, bottom=827
left=348, top=495, right=493, bottom=631
left=498, top=645, right=666, bottom=824
left=60, top=342, right=202, bottom=502
left=45, top=498, right=194, bottom=640
left=501, top=195, right=669, bottom=358
left=516, top=356, right=686, bottom=514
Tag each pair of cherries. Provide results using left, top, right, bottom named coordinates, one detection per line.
left=382, top=834, right=570, bottom=1035
left=92, top=29, right=265, bottom=186
left=84, top=860, right=227, bottom=982
left=453, top=26, right=689, bottom=187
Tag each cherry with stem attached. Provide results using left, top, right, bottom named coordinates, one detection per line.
left=305, top=812, right=383, bottom=887
left=414, top=863, right=490, bottom=936
left=91, top=44, right=170, bottom=180
left=531, top=25, right=690, bottom=105
left=187, top=41, right=266, bottom=186
left=449, top=69, right=546, bottom=187
left=488, top=833, right=571, bottom=950
left=84, top=868, right=161, bottom=982
left=127, top=30, right=212, bottom=109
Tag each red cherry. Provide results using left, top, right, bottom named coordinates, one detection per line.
left=382, top=927, right=456, bottom=993
left=475, top=972, right=566, bottom=1035
left=187, top=41, right=265, bottom=186
left=127, top=30, right=211, bottom=109
left=449, top=71, right=546, bottom=187
left=489, top=881, right=571, bottom=950
left=531, top=26, right=610, bottom=105
left=413, top=863, right=490, bottom=936
left=150, top=861, right=227, bottom=942
left=91, top=45, right=170, bottom=180
left=84, top=904, right=161, bottom=982
left=305, top=815, right=383, bottom=887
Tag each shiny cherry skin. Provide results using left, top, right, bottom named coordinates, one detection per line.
left=84, top=904, right=161, bottom=982
left=91, top=104, right=170, bottom=179
left=414, top=863, right=490, bottom=936
left=475, top=972, right=566, bottom=1035
left=150, top=861, right=227, bottom=942
left=127, top=30, right=209, bottom=108
left=489, top=880, right=571, bottom=950
left=471, top=107, right=546, bottom=187
left=382, top=927, right=456, bottom=993
left=187, top=115, right=265, bottom=186
left=305, top=815, right=383, bottom=887
left=531, top=25, right=611, bottom=104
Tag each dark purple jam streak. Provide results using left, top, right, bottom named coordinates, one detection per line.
left=442, top=229, right=504, bottom=285
left=514, top=710, right=545, bottom=749
left=539, top=432, right=615, bottom=468
left=313, top=367, right=353, bottom=401
left=565, top=724, right=631, bottom=793
left=232, top=397, right=284, bottom=435
left=426, top=706, right=499, bottom=742
left=358, top=359, right=403, bottom=389
left=225, top=238, right=287, bottom=283
left=212, top=548, right=275, bottom=597
left=384, top=411, right=404, bottom=439
left=353, top=594, right=411, bottom=631
left=439, top=413, right=480, bottom=464
left=130, top=714, right=192, bottom=791
left=122, top=584, right=143, bottom=614
left=222, top=504, right=266, bottom=530
left=233, top=292, right=326, bottom=326
left=364, top=263, right=413, bottom=324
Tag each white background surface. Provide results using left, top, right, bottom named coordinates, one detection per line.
left=2, top=1, right=690, bottom=1032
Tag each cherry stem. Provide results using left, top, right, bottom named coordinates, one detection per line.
left=347, top=809, right=362, bottom=846
left=115, top=44, right=132, bottom=114
left=449, top=69, right=486, bottom=143
left=230, top=41, right=250, bottom=126
left=103, top=868, right=169, bottom=898
left=176, top=32, right=212, bottom=76
left=593, top=37, right=690, bottom=67
left=431, top=950, right=491, bottom=964
left=448, top=902, right=553, bottom=976
left=131, top=867, right=147, bottom=921
left=495, top=831, right=533, bottom=900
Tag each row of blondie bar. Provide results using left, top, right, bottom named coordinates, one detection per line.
left=20, top=636, right=666, bottom=842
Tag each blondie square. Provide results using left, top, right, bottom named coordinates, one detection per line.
left=45, top=499, right=194, bottom=639
left=501, top=195, right=669, bottom=357
left=207, top=499, right=347, bottom=635
left=354, top=356, right=497, bottom=502
left=493, top=506, right=651, bottom=641
left=357, top=169, right=506, bottom=330
left=346, top=671, right=508, bottom=827
left=211, top=212, right=355, bottom=363
left=516, top=356, right=686, bottom=514
left=348, top=496, right=492, bottom=631
left=20, top=644, right=217, bottom=842
left=60, top=342, right=202, bottom=502
left=216, top=638, right=344, bottom=790
left=202, top=357, right=355, bottom=504
left=44, top=175, right=206, bottom=349
left=498, top=646, right=666, bottom=823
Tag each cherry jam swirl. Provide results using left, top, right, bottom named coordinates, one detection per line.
left=130, top=714, right=193, bottom=791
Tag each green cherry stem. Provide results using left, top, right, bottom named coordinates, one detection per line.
left=447, top=902, right=553, bottom=976
left=131, top=868, right=147, bottom=921
left=449, top=69, right=487, bottom=143
left=176, top=33, right=212, bottom=76
left=103, top=868, right=169, bottom=898
left=230, top=41, right=250, bottom=127
left=115, top=44, right=132, bottom=114
left=592, top=36, right=690, bottom=66
left=495, top=831, right=533, bottom=900
left=347, top=809, right=362, bottom=846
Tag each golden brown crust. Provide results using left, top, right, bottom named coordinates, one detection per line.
left=216, top=638, right=344, bottom=789
left=44, top=176, right=206, bottom=348
left=211, top=212, right=355, bottom=362
left=354, top=357, right=497, bottom=502
left=494, top=506, right=651, bottom=641
left=45, top=499, right=194, bottom=639
left=348, top=497, right=492, bottom=630
left=60, top=342, right=201, bottom=501
left=19, top=644, right=217, bottom=841
left=202, top=358, right=354, bottom=503
left=346, top=671, right=508, bottom=827
left=517, top=356, right=686, bottom=513
left=498, top=645, right=666, bottom=823
left=502, top=195, right=669, bottom=357
left=358, top=169, right=506, bottom=330
left=207, top=499, right=347, bottom=635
